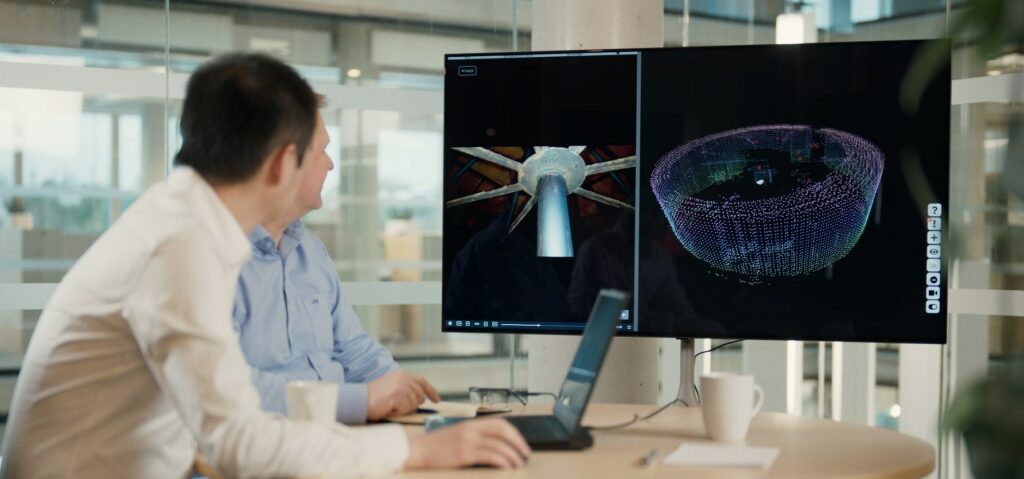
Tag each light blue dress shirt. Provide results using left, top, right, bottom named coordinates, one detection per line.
left=232, top=221, right=398, bottom=424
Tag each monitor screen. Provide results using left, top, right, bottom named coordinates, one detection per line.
left=442, top=40, right=950, bottom=344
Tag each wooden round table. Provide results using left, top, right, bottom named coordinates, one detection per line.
left=388, top=403, right=935, bottom=478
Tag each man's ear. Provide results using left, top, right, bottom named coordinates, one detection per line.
left=262, top=143, right=299, bottom=188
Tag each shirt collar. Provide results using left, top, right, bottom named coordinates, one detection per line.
left=166, top=167, right=252, bottom=269
left=249, top=220, right=307, bottom=257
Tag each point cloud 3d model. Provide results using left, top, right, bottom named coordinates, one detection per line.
left=447, top=146, right=635, bottom=258
left=651, top=125, right=884, bottom=283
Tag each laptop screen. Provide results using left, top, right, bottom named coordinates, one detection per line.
left=553, top=289, right=630, bottom=431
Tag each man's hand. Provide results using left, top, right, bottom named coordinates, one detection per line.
left=366, top=370, right=440, bottom=420
left=404, top=418, right=531, bottom=470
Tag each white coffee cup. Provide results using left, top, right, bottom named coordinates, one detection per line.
left=286, top=381, right=338, bottom=424
left=700, top=372, right=764, bottom=442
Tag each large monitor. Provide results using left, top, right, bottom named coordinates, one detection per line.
left=442, top=40, right=950, bottom=344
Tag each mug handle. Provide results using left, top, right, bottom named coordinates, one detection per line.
left=751, top=384, right=764, bottom=418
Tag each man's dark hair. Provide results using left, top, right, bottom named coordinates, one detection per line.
left=174, top=53, right=318, bottom=183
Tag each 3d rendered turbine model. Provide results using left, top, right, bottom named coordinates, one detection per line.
left=651, top=125, right=884, bottom=283
left=447, top=146, right=635, bottom=257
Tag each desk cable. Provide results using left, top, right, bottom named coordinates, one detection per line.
left=691, top=339, right=744, bottom=405
left=588, top=398, right=685, bottom=430
left=587, top=339, right=745, bottom=431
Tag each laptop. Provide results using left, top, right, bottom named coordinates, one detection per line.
left=498, top=288, right=630, bottom=450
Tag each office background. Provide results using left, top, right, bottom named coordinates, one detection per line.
left=0, top=1, right=1019, bottom=478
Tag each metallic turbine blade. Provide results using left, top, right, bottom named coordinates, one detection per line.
left=508, top=195, right=538, bottom=232
left=584, top=155, right=636, bottom=176
left=446, top=183, right=524, bottom=207
left=452, top=147, right=522, bottom=171
left=574, top=188, right=635, bottom=210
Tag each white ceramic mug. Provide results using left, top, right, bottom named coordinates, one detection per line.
left=286, top=381, right=338, bottom=424
left=700, top=372, right=764, bottom=442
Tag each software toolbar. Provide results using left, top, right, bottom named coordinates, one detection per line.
left=925, top=203, right=942, bottom=315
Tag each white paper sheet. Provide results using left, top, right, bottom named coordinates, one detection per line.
left=662, top=443, right=780, bottom=468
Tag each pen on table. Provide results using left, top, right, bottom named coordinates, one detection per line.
left=636, top=448, right=659, bottom=468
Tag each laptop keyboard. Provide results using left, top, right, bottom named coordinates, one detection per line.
left=506, top=416, right=568, bottom=442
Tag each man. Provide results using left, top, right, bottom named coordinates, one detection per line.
left=233, top=109, right=440, bottom=424
left=0, top=53, right=529, bottom=479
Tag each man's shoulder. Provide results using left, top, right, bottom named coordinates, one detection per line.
left=121, top=181, right=210, bottom=243
left=291, top=225, right=343, bottom=297
left=295, top=223, right=333, bottom=259
left=89, top=187, right=207, bottom=263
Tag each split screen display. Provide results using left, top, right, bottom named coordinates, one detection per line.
left=442, top=40, right=950, bottom=344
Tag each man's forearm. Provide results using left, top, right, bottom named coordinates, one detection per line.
left=336, top=382, right=370, bottom=424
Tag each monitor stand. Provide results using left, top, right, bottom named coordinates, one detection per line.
left=676, top=338, right=699, bottom=407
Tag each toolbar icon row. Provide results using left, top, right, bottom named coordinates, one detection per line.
left=925, top=203, right=942, bottom=314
